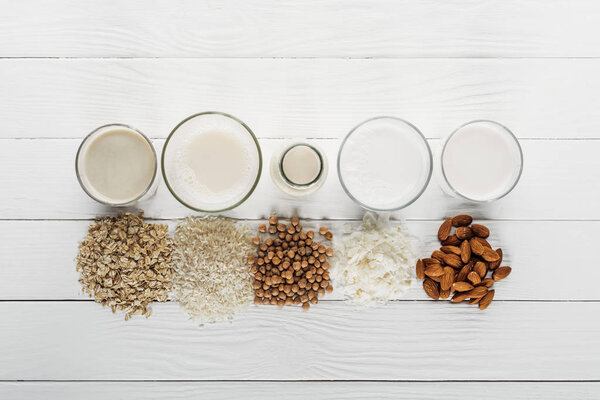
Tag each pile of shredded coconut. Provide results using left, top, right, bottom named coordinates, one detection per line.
left=171, top=217, right=254, bottom=323
left=332, top=213, right=415, bottom=306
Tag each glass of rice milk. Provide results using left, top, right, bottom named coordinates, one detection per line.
left=161, top=112, right=262, bottom=212
left=439, top=120, right=523, bottom=202
left=76, top=124, right=158, bottom=206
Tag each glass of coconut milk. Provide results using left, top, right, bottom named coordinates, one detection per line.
left=76, top=124, right=158, bottom=206
left=439, top=120, right=523, bottom=202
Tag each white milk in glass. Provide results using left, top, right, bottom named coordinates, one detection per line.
left=440, top=121, right=522, bottom=201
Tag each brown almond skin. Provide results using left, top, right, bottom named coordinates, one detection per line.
left=469, top=237, right=485, bottom=256
left=452, top=281, right=474, bottom=292
left=457, top=262, right=473, bottom=282
left=423, top=278, right=440, bottom=300
left=424, top=264, right=444, bottom=277
left=441, top=235, right=461, bottom=246
left=456, top=226, right=473, bottom=240
left=465, top=286, right=488, bottom=298
left=460, top=240, right=471, bottom=263
left=479, top=289, right=495, bottom=310
left=438, top=219, right=452, bottom=241
left=493, top=266, right=512, bottom=281
left=467, top=271, right=481, bottom=285
left=471, top=224, right=490, bottom=238
left=440, top=288, right=451, bottom=299
left=451, top=292, right=469, bottom=303
left=469, top=297, right=481, bottom=305
left=423, top=258, right=441, bottom=267
left=440, top=245, right=461, bottom=255
left=416, top=259, right=425, bottom=280
left=431, top=250, right=446, bottom=262
left=480, top=278, right=495, bottom=288
left=442, top=253, right=463, bottom=268
left=474, top=261, right=487, bottom=278
left=489, top=248, right=503, bottom=270
left=452, top=214, right=473, bottom=227
left=440, top=268, right=455, bottom=291
left=482, top=247, right=500, bottom=262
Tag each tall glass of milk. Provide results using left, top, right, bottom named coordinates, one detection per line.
left=438, top=120, right=523, bottom=202
left=76, top=124, right=158, bottom=206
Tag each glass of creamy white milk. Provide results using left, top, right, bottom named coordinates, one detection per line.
left=76, top=124, right=158, bottom=207
left=438, top=120, right=523, bottom=202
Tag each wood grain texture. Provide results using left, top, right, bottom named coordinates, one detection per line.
left=0, top=138, right=597, bottom=220
left=1, top=302, right=598, bottom=380
left=1, top=219, right=596, bottom=301
left=1, top=0, right=600, bottom=57
left=1, top=58, right=600, bottom=139
left=1, top=382, right=599, bottom=400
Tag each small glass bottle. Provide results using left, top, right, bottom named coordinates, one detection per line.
left=270, top=143, right=328, bottom=197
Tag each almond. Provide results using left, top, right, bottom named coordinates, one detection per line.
left=469, top=297, right=481, bottom=305
left=479, top=237, right=492, bottom=248
left=456, top=226, right=473, bottom=240
left=473, top=261, right=487, bottom=278
left=452, top=214, right=473, bottom=227
left=431, top=250, right=446, bottom=262
left=480, top=278, right=495, bottom=288
left=440, top=245, right=461, bottom=255
left=451, top=292, right=469, bottom=303
left=423, top=278, right=440, bottom=300
left=438, top=218, right=452, bottom=241
left=467, top=271, right=481, bottom=285
left=440, top=288, right=451, bottom=299
left=471, top=224, right=490, bottom=238
left=482, top=247, right=500, bottom=262
left=423, top=258, right=441, bottom=267
left=489, top=248, right=503, bottom=270
left=442, top=253, right=463, bottom=269
left=465, top=286, right=488, bottom=298
left=452, top=281, right=474, bottom=292
left=493, top=266, right=512, bottom=281
left=415, top=259, right=425, bottom=280
left=460, top=240, right=471, bottom=263
left=440, top=267, right=455, bottom=291
left=441, top=235, right=461, bottom=246
left=431, top=274, right=443, bottom=283
left=424, top=264, right=444, bottom=277
left=469, top=237, right=485, bottom=256
left=456, top=262, right=472, bottom=282
left=479, top=289, right=495, bottom=310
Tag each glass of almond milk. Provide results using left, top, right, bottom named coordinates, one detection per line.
left=161, top=112, right=262, bottom=212
left=439, top=120, right=523, bottom=202
left=76, top=124, right=158, bottom=206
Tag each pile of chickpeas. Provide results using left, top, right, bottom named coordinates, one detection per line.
left=250, top=216, right=333, bottom=310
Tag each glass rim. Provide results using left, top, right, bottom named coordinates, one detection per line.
left=75, top=123, right=158, bottom=207
left=440, top=119, right=524, bottom=203
left=337, top=116, right=433, bottom=212
left=161, top=111, right=263, bottom=213
left=279, top=143, right=324, bottom=188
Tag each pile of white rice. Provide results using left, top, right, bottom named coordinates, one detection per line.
left=171, top=217, right=254, bottom=323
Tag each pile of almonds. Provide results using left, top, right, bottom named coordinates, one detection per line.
left=416, top=214, right=512, bottom=310
left=250, top=215, right=333, bottom=310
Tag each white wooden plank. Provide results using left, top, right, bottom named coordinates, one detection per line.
left=0, top=138, right=597, bottom=220
left=2, top=58, right=600, bottom=139
left=1, top=0, right=600, bottom=57
left=0, top=302, right=597, bottom=380
left=1, top=382, right=599, bottom=400
left=0, top=220, right=595, bottom=301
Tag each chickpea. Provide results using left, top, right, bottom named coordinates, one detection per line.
left=302, top=302, right=310, bottom=311
left=254, top=296, right=261, bottom=305
left=326, top=248, right=333, bottom=257
left=291, top=217, right=300, bottom=226
left=320, top=280, right=329, bottom=288
left=318, top=288, right=325, bottom=297
left=270, top=298, right=277, bottom=305
left=268, top=225, right=277, bottom=234
left=326, top=284, right=333, bottom=293
left=312, top=282, right=319, bottom=291
left=307, top=231, right=314, bottom=239
left=269, top=216, right=278, bottom=225
left=258, top=224, right=267, bottom=233
left=318, top=245, right=326, bottom=254
left=311, top=297, right=318, bottom=305
left=277, top=223, right=286, bottom=232
left=252, top=280, right=261, bottom=289
left=252, top=236, right=260, bottom=245
left=319, top=227, right=328, bottom=235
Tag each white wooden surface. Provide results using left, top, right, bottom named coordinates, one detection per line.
left=1, top=1, right=599, bottom=398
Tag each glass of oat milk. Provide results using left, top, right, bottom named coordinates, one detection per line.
left=76, top=124, right=158, bottom=206
left=161, top=112, right=262, bottom=212
left=439, top=120, right=523, bottom=202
